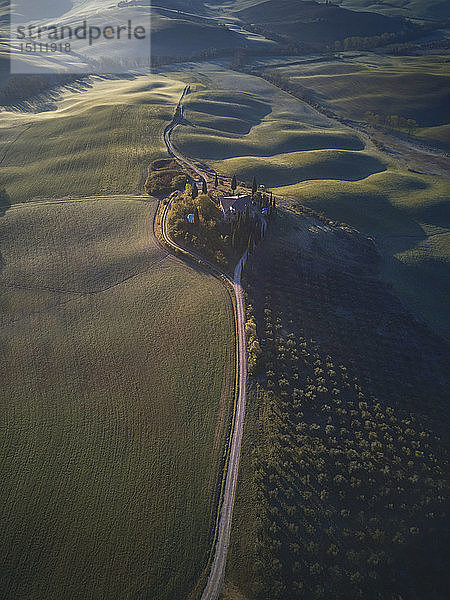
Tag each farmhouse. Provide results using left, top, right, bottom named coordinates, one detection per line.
left=219, top=194, right=253, bottom=220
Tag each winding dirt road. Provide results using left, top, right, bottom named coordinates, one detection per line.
left=163, top=85, right=203, bottom=179
left=161, top=92, right=248, bottom=600
left=200, top=255, right=247, bottom=600
left=164, top=85, right=231, bottom=186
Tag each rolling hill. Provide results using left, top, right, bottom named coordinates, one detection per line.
left=1, top=2, right=449, bottom=599
left=224, top=203, right=450, bottom=600
left=339, top=0, right=450, bottom=21
left=0, top=196, right=235, bottom=600
left=0, top=74, right=184, bottom=203
left=273, top=53, right=450, bottom=149
left=170, top=62, right=449, bottom=338
left=236, top=0, right=408, bottom=43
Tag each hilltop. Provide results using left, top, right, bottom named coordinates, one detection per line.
left=339, top=0, right=450, bottom=21
left=236, top=0, right=409, bottom=44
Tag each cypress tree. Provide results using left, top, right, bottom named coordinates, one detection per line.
left=192, top=183, right=198, bottom=200
left=252, top=176, right=257, bottom=196
left=202, top=178, right=208, bottom=194
left=231, top=174, right=237, bottom=191
left=214, top=173, right=218, bottom=188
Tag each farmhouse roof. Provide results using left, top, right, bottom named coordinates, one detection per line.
left=220, top=194, right=252, bottom=215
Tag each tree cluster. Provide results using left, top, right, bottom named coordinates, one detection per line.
left=167, top=176, right=273, bottom=270
left=168, top=185, right=230, bottom=268
left=144, top=170, right=187, bottom=196
left=333, top=28, right=425, bottom=52
left=365, top=112, right=418, bottom=134
left=245, top=305, right=262, bottom=375
left=235, top=209, right=450, bottom=599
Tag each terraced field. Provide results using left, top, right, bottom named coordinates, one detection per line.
left=0, top=75, right=185, bottom=204
left=0, top=197, right=235, bottom=600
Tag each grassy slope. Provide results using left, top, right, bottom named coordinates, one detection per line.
left=222, top=208, right=449, bottom=600
left=151, top=10, right=275, bottom=55
left=171, top=63, right=449, bottom=339
left=276, top=53, right=450, bottom=149
left=151, top=13, right=239, bottom=56
left=235, top=0, right=403, bottom=43
left=0, top=197, right=235, bottom=600
left=275, top=171, right=450, bottom=338
left=339, top=0, right=450, bottom=20
left=0, top=75, right=185, bottom=204
left=173, top=64, right=369, bottom=169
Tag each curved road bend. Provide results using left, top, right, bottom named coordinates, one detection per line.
left=161, top=92, right=248, bottom=598
left=164, top=84, right=207, bottom=181
left=161, top=200, right=247, bottom=600
left=164, top=85, right=230, bottom=185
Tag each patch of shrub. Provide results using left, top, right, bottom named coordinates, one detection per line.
left=144, top=170, right=186, bottom=195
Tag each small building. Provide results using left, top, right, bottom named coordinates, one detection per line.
left=187, top=213, right=195, bottom=224
left=219, top=194, right=253, bottom=220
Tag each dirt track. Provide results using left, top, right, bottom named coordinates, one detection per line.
left=161, top=92, right=248, bottom=600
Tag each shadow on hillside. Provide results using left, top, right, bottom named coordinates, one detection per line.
left=185, top=92, right=272, bottom=136
left=417, top=200, right=450, bottom=229
left=287, top=190, right=449, bottom=341
left=384, top=254, right=450, bottom=342
left=1, top=76, right=100, bottom=114
left=247, top=204, right=450, bottom=404
left=293, top=188, right=426, bottom=251
left=233, top=153, right=388, bottom=188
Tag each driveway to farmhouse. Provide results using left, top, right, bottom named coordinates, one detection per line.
left=162, top=90, right=248, bottom=600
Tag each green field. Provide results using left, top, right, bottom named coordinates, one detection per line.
left=0, top=197, right=235, bottom=600
left=275, top=170, right=450, bottom=338
left=212, top=149, right=386, bottom=186
left=273, top=53, right=450, bottom=149
left=151, top=10, right=274, bottom=56
left=171, top=64, right=376, bottom=186
left=222, top=207, right=450, bottom=600
left=210, top=0, right=449, bottom=20
left=0, top=75, right=185, bottom=204
left=234, top=0, right=404, bottom=43
left=171, top=63, right=449, bottom=339
left=339, top=0, right=450, bottom=20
